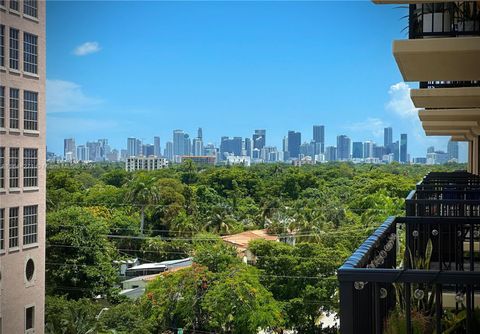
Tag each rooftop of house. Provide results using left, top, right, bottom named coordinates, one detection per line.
left=221, top=229, right=278, bottom=252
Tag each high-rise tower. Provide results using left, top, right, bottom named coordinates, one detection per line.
left=1, top=1, right=46, bottom=332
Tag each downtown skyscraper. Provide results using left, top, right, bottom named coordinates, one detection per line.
left=313, top=125, right=325, bottom=154
left=336, top=135, right=351, bottom=161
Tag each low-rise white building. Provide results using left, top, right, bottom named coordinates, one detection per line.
left=125, top=156, right=169, bottom=171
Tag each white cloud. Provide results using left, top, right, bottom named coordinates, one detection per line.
left=385, top=82, right=419, bottom=119
left=73, top=42, right=101, bottom=56
left=47, top=79, right=103, bottom=113
left=346, top=117, right=389, bottom=138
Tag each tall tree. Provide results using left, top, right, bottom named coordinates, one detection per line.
left=125, top=174, right=160, bottom=234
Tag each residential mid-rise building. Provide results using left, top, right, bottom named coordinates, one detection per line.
left=125, top=156, right=169, bottom=172
left=1, top=1, right=46, bottom=333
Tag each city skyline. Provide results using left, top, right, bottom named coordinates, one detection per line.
left=59, top=124, right=465, bottom=164
left=45, top=1, right=462, bottom=159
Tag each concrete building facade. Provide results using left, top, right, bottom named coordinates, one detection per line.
left=1, top=1, right=46, bottom=333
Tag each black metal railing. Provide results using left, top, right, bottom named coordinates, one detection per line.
left=338, top=172, right=480, bottom=334
left=409, top=2, right=480, bottom=39
left=419, top=81, right=480, bottom=89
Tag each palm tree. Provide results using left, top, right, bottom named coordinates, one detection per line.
left=125, top=176, right=160, bottom=234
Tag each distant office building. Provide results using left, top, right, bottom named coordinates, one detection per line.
left=154, top=136, right=161, bottom=156
left=427, top=146, right=435, bottom=154
left=204, top=143, right=218, bottom=160
left=362, top=141, right=374, bottom=159
left=288, top=131, right=301, bottom=158
left=107, top=149, right=119, bottom=162
left=181, top=155, right=216, bottom=165
left=126, top=156, right=169, bottom=172
left=352, top=142, right=364, bottom=159
left=76, top=145, right=90, bottom=162
left=120, top=149, right=128, bottom=161
left=261, top=146, right=279, bottom=162
left=87, top=141, right=102, bottom=161
left=384, top=127, right=393, bottom=148
left=197, top=127, right=203, bottom=140
left=192, top=137, right=204, bottom=156
left=300, top=142, right=313, bottom=158
left=164, top=141, right=174, bottom=161
left=313, top=125, right=325, bottom=154
left=64, top=138, right=76, bottom=160
left=244, top=138, right=252, bottom=157
left=325, top=146, right=337, bottom=161
left=253, top=129, right=266, bottom=150
left=392, top=141, right=400, bottom=162
left=414, top=157, right=427, bottom=164
left=336, top=135, right=351, bottom=161
left=220, top=136, right=243, bottom=159
left=173, top=130, right=186, bottom=157
left=184, top=133, right=191, bottom=156
left=427, top=151, right=449, bottom=165
left=373, top=145, right=385, bottom=160
left=400, top=134, right=408, bottom=163
left=142, top=144, right=155, bottom=157
left=447, top=140, right=459, bottom=161
left=282, top=136, right=289, bottom=160
left=127, top=137, right=139, bottom=157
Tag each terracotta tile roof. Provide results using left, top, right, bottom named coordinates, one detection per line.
left=221, top=229, right=278, bottom=252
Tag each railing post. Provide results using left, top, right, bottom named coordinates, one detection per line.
left=405, top=282, right=412, bottom=334
left=435, top=284, right=442, bottom=334
left=339, top=281, right=355, bottom=334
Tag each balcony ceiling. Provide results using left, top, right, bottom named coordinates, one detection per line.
left=424, top=129, right=477, bottom=139
left=418, top=108, right=480, bottom=122
left=393, top=37, right=480, bottom=82
left=373, top=1, right=453, bottom=3
left=411, top=87, right=480, bottom=109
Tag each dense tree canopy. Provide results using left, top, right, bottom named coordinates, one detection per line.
left=45, top=161, right=465, bottom=331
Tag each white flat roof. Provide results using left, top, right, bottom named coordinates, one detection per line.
left=128, top=263, right=167, bottom=270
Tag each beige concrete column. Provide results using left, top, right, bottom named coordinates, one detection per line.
left=468, top=141, right=473, bottom=173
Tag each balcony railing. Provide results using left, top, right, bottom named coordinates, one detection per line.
left=338, top=172, right=480, bottom=334
left=409, top=2, right=480, bottom=39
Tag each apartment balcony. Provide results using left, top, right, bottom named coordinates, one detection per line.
left=392, top=2, right=480, bottom=83
left=338, top=172, right=480, bottom=334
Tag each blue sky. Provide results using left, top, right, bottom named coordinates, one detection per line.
left=46, top=0, right=466, bottom=160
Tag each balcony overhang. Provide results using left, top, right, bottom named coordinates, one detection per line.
left=424, top=129, right=477, bottom=140
left=422, top=121, right=480, bottom=136
left=450, top=135, right=468, bottom=142
left=373, top=1, right=452, bottom=3
left=393, top=37, right=480, bottom=82
left=418, top=108, right=480, bottom=122
left=411, top=87, right=480, bottom=109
